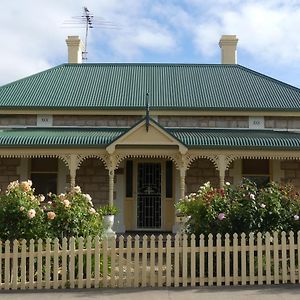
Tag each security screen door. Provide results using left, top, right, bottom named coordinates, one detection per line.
left=137, top=162, right=161, bottom=229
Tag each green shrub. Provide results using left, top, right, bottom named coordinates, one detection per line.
left=176, top=179, right=300, bottom=236
left=0, top=181, right=103, bottom=241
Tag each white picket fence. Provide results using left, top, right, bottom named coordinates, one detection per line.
left=0, top=231, right=299, bottom=290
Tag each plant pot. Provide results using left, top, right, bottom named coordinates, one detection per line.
left=103, top=215, right=116, bottom=238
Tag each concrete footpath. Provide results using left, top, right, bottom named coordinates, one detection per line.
left=0, top=285, right=300, bottom=300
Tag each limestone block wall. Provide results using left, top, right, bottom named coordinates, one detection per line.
left=280, top=160, right=300, bottom=190
left=265, top=117, right=300, bottom=129
left=158, top=116, right=248, bottom=128
left=76, top=158, right=109, bottom=207
left=0, top=158, right=21, bottom=191
left=0, top=115, right=36, bottom=126
left=53, top=115, right=141, bottom=127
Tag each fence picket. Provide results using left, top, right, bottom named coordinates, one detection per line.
left=94, top=236, right=100, bottom=288
left=37, top=239, right=43, bottom=289
left=289, top=232, right=295, bottom=284
left=182, top=234, right=188, bottom=287
left=28, top=239, right=35, bottom=289
left=61, top=238, right=68, bottom=288
left=249, top=233, right=255, bottom=285
left=208, top=234, right=213, bottom=286
left=157, top=235, right=163, bottom=287
left=224, top=233, right=230, bottom=286
left=281, top=232, right=287, bottom=283
left=53, top=238, right=59, bottom=289
left=118, top=235, right=125, bottom=287
left=110, top=236, right=116, bottom=288
left=190, top=234, right=196, bottom=287
left=174, top=234, right=180, bottom=287
left=78, top=237, right=84, bottom=288
left=69, top=237, right=76, bottom=289
left=133, top=235, right=140, bottom=287
left=233, top=233, right=239, bottom=286
left=86, top=236, right=92, bottom=288
left=141, top=235, right=147, bottom=287
left=126, top=235, right=132, bottom=287
left=4, top=240, right=10, bottom=290
left=265, top=232, right=271, bottom=285
left=241, top=233, right=246, bottom=285
left=102, top=237, right=108, bottom=288
left=20, top=239, right=27, bottom=289
left=257, top=232, right=263, bottom=285
left=199, top=234, right=205, bottom=286
left=216, top=234, right=222, bottom=286
left=11, top=240, right=19, bottom=290
left=150, top=235, right=156, bottom=287
left=273, top=232, right=279, bottom=284
left=166, top=235, right=172, bottom=287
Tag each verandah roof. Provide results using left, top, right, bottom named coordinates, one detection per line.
left=1, top=127, right=300, bottom=150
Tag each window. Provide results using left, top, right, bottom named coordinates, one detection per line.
left=31, top=158, right=58, bottom=195
left=242, top=159, right=270, bottom=188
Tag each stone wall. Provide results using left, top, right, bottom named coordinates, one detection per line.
left=265, top=117, right=300, bottom=129
left=0, top=115, right=36, bottom=126
left=158, top=116, right=248, bottom=128
left=53, top=115, right=141, bottom=127
left=0, top=158, right=20, bottom=191
left=281, top=160, right=300, bottom=190
left=76, top=158, right=109, bottom=207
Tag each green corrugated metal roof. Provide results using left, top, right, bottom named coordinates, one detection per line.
left=1, top=63, right=300, bottom=111
left=168, top=128, right=300, bottom=149
left=0, top=128, right=125, bottom=147
left=1, top=127, right=300, bottom=150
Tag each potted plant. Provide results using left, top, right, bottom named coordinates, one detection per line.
left=100, top=205, right=119, bottom=238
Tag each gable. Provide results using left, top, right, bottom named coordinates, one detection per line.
left=106, top=119, right=187, bottom=154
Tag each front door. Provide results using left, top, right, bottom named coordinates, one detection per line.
left=137, top=162, right=161, bottom=229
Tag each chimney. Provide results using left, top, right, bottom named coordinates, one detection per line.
left=219, top=35, right=238, bottom=64
left=65, top=36, right=84, bottom=64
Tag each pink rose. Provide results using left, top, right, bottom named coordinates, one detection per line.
left=47, top=211, right=56, bottom=220
left=27, top=209, right=36, bottom=219
left=218, top=213, right=226, bottom=221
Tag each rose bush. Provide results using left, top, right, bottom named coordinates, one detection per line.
left=176, top=179, right=300, bottom=236
left=0, top=181, right=103, bottom=241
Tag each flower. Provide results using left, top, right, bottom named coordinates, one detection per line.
left=249, top=193, right=255, bottom=200
left=63, top=199, right=70, bottom=207
left=294, top=215, right=299, bottom=221
left=47, top=211, right=56, bottom=220
left=27, top=209, right=36, bottom=219
left=73, top=186, right=81, bottom=193
left=19, top=206, right=25, bottom=212
left=218, top=213, right=226, bottom=221
left=20, top=181, right=31, bottom=192
left=39, top=195, right=45, bottom=202
left=260, top=203, right=266, bottom=208
left=89, top=207, right=96, bottom=214
left=7, top=180, right=19, bottom=191
left=58, top=193, right=66, bottom=200
left=225, top=182, right=230, bottom=186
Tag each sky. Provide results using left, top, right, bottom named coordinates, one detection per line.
left=1, top=0, right=300, bottom=87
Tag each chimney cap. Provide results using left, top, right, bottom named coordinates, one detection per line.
left=65, top=36, right=84, bottom=64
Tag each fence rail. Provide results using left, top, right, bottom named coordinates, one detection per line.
left=0, top=231, right=299, bottom=290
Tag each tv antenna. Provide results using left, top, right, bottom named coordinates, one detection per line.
left=63, top=7, right=119, bottom=61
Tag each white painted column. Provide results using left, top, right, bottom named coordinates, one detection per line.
left=218, top=155, right=227, bottom=188
left=69, top=154, right=78, bottom=189
left=108, top=169, right=115, bottom=206
left=180, top=167, right=186, bottom=200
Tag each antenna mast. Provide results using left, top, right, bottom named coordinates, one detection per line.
left=63, top=7, right=118, bottom=62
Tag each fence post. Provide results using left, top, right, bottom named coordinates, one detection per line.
left=289, top=232, right=295, bottom=284
left=224, top=233, right=230, bottom=286
left=166, top=235, right=172, bottom=287
left=126, top=235, right=132, bottom=287
left=20, top=239, right=27, bottom=289
left=53, top=238, right=59, bottom=289
left=216, top=233, right=222, bottom=286
left=110, top=236, right=116, bottom=288
left=241, top=233, right=246, bottom=285
left=134, top=235, right=140, bottom=288
left=61, top=238, right=68, bottom=288
left=249, top=232, right=255, bottom=285
left=28, top=239, right=35, bottom=289
left=174, top=234, right=180, bottom=287
left=157, top=235, right=163, bottom=287
left=233, top=233, right=239, bottom=286
left=265, top=232, right=271, bottom=285
left=150, top=235, right=156, bottom=287
left=11, top=240, right=19, bottom=290
left=190, top=234, right=196, bottom=287
left=199, top=234, right=205, bottom=286
left=208, top=234, right=213, bottom=286
left=94, top=236, right=100, bottom=288
left=257, top=232, right=263, bottom=285
left=273, top=232, right=279, bottom=284
left=78, top=237, right=84, bottom=288
left=281, top=232, right=287, bottom=283
left=86, top=236, right=92, bottom=288
left=141, top=235, right=147, bottom=287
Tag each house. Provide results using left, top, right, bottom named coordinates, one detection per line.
left=1, top=35, right=300, bottom=233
